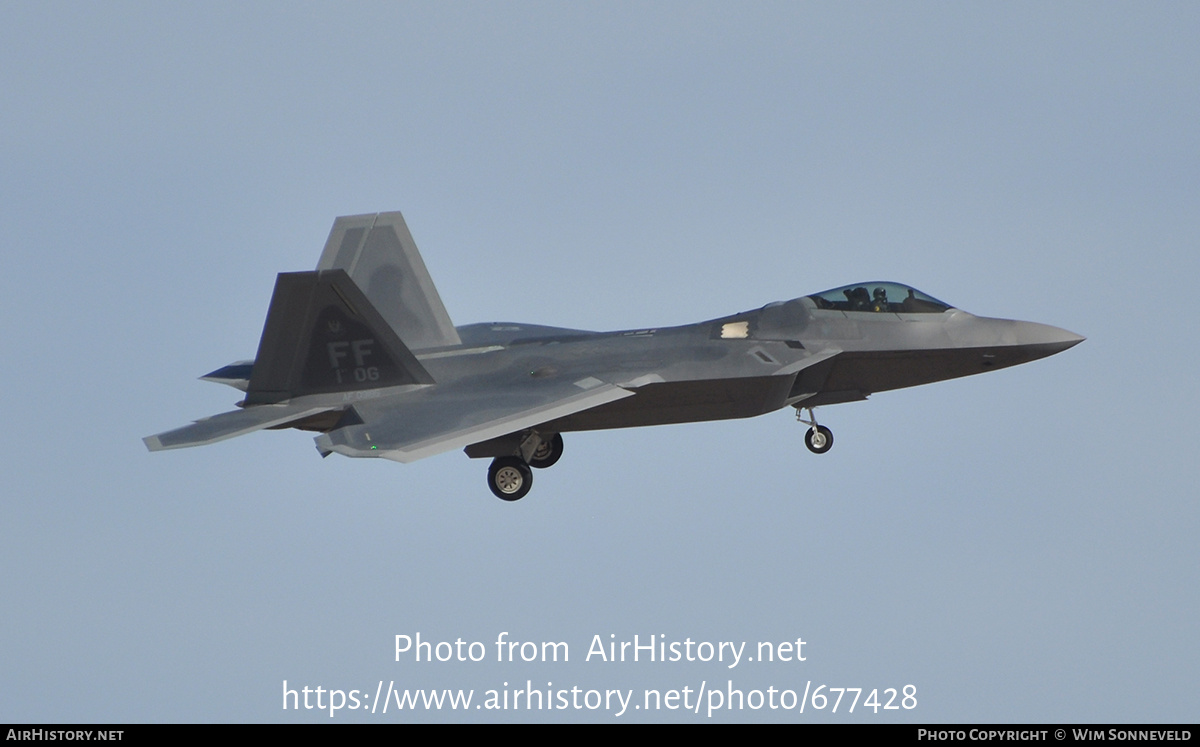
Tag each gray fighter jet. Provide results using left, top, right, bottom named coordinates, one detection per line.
left=145, top=211, right=1083, bottom=500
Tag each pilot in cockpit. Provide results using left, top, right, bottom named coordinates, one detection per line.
left=872, top=287, right=889, bottom=312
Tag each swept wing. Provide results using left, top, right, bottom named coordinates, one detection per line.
left=316, top=376, right=634, bottom=463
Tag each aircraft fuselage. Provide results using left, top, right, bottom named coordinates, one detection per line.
left=146, top=212, right=1083, bottom=501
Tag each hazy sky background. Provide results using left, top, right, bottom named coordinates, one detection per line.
left=2, top=2, right=1196, bottom=723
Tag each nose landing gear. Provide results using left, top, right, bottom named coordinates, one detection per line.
left=796, top=407, right=834, bottom=454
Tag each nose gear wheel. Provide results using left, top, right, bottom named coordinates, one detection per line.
left=796, top=407, right=834, bottom=454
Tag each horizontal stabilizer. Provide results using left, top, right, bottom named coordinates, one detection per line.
left=144, top=404, right=341, bottom=451
left=200, top=360, right=254, bottom=391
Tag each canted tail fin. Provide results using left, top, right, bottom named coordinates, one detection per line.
left=316, top=212, right=461, bottom=351
left=244, top=269, right=434, bottom=405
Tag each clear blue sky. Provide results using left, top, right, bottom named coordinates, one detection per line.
left=2, top=2, right=1196, bottom=722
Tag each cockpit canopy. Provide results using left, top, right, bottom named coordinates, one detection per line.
left=808, top=282, right=952, bottom=314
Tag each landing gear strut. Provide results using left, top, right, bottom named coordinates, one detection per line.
left=796, top=407, right=834, bottom=454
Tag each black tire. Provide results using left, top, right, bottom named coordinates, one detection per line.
left=528, top=433, right=564, bottom=469
left=488, top=457, right=533, bottom=501
left=804, top=425, right=834, bottom=454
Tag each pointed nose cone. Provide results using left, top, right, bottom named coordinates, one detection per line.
left=946, top=315, right=1084, bottom=373
left=1014, top=321, right=1086, bottom=357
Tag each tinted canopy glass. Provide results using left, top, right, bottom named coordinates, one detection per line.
left=808, top=282, right=952, bottom=313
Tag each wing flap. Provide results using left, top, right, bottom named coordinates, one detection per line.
left=144, top=404, right=341, bottom=451
left=316, top=381, right=633, bottom=463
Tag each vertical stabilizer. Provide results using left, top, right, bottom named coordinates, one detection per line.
left=316, top=212, right=461, bottom=351
left=245, top=269, right=434, bottom=405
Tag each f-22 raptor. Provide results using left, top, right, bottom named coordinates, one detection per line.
left=145, top=211, right=1083, bottom=500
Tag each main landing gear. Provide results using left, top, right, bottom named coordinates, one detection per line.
left=528, top=432, right=564, bottom=469
left=796, top=407, right=834, bottom=454
left=486, top=432, right=564, bottom=501
left=487, top=457, right=533, bottom=501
